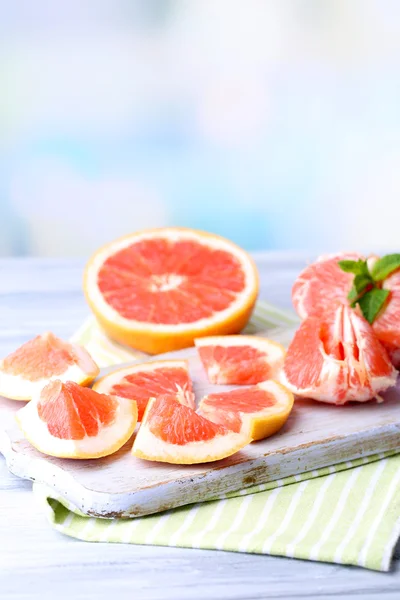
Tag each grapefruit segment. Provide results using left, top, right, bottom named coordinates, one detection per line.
left=195, top=335, right=286, bottom=385
left=84, top=228, right=259, bottom=354
left=0, top=332, right=99, bottom=401
left=282, top=304, right=398, bottom=404
left=93, top=359, right=195, bottom=421
left=198, top=380, right=294, bottom=441
left=16, top=380, right=137, bottom=459
left=292, top=252, right=362, bottom=320
left=373, top=270, right=400, bottom=368
left=132, top=395, right=251, bottom=464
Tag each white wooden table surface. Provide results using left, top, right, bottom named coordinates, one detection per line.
left=1, top=254, right=400, bottom=600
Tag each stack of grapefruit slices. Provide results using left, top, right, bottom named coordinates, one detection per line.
left=94, top=336, right=293, bottom=464
left=1, top=330, right=293, bottom=464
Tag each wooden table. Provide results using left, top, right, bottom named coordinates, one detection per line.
left=1, top=255, right=399, bottom=600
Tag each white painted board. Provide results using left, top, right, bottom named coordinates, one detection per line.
left=1, top=327, right=399, bottom=518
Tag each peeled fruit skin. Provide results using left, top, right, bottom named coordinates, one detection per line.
left=282, top=304, right=398, bottom=405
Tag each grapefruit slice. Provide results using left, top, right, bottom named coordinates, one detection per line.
left=84, top=227, right=259, bottom=354
left=93, top=359, right=195, bottom=421
left=198, top=380, right=294, bottom=441
left=195, top=335, right=286, bottom=385
left=16, top=380, right=137, bottom=459
left=132, top=395, right=251, bottom=464
left=0, top=332, right=99, bottom=401
left=282, top=304, right=398, bottom=405
left=292, top=252, right=362, bottom=319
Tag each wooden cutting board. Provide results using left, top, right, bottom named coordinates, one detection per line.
left=1, top=326, right=400, bottom=519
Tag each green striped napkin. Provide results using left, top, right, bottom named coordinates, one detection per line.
left=34, top=302, right=400, bottom=571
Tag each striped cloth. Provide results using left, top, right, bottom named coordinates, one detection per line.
left=34, top=302, right=400, bottom=571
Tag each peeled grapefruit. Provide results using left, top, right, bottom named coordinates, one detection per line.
left=292, top=252, right=400, bottom=367
left=0, top=332, right=99, bottom=401
left=195, top=335, right=286, bottom=385
left=198, top=380, right=293, bottom=441
left=16, top=380, right=137, bottom=459
left=93, top=359, right=195, bottom=421
left=282, top=304, right=398, bottom=404
left=84, top=228, right=259, bottom=354
left=132, top=395, right=251, bottom=464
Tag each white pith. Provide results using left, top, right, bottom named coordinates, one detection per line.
left=0, top=363, right=90, bottom=401
left=16, top=389, right=137, bottom=457
left=149, top=274, right=184, bottom=292
left=86, top=229, right=258, bottom=332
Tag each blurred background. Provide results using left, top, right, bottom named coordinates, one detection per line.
left=1, top=0, right=400, bottom=257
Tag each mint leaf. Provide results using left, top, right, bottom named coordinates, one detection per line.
left=338, top=259, right=369, bottom=275
left=347, top=274, right=373, bottom=306
left=370, top=254, right=400, bottom=281
left=353, top=274, right=373, bottom=293
left=357, top=288, right=390, bottom=324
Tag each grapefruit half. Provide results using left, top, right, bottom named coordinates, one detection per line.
left=16, top=380, right=137, bottom=459
left=282, top=304, right=398, bottom=404
left=195, top=335, right=286, bottom=385
left=84, top=228, right=259, bottom=354
left=93, top=359, right=195, bottom=421
left=132, top=395, right=251, bottom=464
left=0, top=332, right=99, bottom=401
left=198, top=380, right=293, bottom=441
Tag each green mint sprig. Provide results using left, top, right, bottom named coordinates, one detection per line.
left=338, top=253, right=400, bottom=324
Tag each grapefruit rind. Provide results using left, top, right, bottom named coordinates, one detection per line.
left=132, top=397, right=251, bottom=465
left=16, top=390, right=138, bottom=459
left=0, top=341, right=99, bottom=401
left=92, top=359, right=195, bottom=414
left=194, top=335, right=286, bottom=384
left=199, top=380, right=294, bottom=441
left=84, top=228, right=259, bottom=354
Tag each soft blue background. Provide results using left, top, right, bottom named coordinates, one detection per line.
left=1, top=0, right=400, bottom=256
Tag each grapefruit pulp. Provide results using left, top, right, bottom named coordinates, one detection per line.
left=292, top=252, right=400, bottom=367
left=198, top=380, right=294, bottom=441
left=0, top=332, right=99, bottom=401
left=132, top=395, right=252, bottom=464
left=16, top=380, right=137, bottom=459
left=93, top=359, right=195, bottom=421
left=282, top=304, right=398, bottom=404
left=195, top=335, right=285, bottom=385
left=84, top=228, right=259, bottom=354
